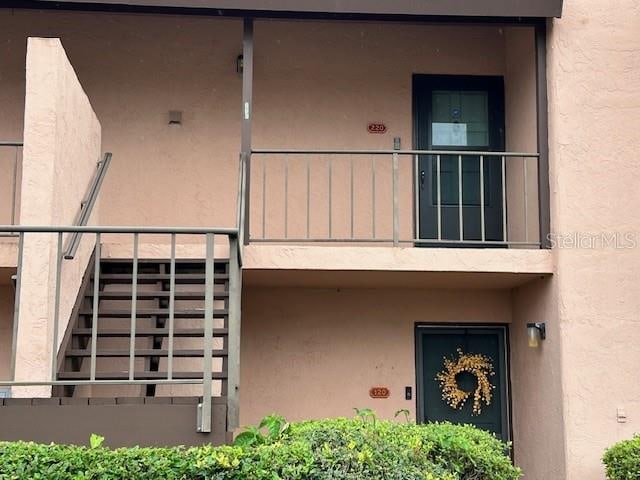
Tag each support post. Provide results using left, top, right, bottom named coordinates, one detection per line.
left=536, top=22, right=551, bottom=248
left=51, top=232, right=63, bottom=381
left=199, top=233, right=215, bottom=433
left=227, top=236, right=242, bottom=431
left=241, top=18, right=254, bottom=246
left=10, top=233, right=24, bottom=382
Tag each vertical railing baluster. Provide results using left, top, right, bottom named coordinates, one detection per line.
left=306, top=157, right=311, bottom=239
left=502, top=156, right=507, bottom=243
left=51, top=232, right=63, bottom=380
left=436, top=155, right=442, bottom=241
left=350, top=156, right=355, bottom=239
left=371, top=156, right=376, bottom=239
left=328, top=157, right=333, bottom=239
left=10, top=232, right=24, bottom=381
left=129, top=233, right=139, bottom=380
left=11, top=147, right=18, bottom=226
left=480, top=155, right=486, bottom=242
left=262, top=158, right=266, bottom=239
left=458, top=155, right=464, bottom=242
left=523, top=156, right=529, bottom=244
left=414, top=154, right=419, bottom=242
left=200, top=233, right=215, bottom=433
left=392, top=152, right=399, bottom=246
left=90, top=233, right=101, bottom=382
left=284, top=157, right=289, bottom=239
left=167, top=233, right=176, bottom=380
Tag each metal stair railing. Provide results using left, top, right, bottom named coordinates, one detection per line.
left=64, top=152, right=112, bottom=259
left=0, top=225, right=241, bottom=435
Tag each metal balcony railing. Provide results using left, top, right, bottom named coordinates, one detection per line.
left=0, top=141, right=23, bottom=232
left=249, top=149, right=541, bottom=248
left=0, top=225, right=242, bottom=434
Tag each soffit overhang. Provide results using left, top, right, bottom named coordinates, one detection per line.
left=27, top=0, right=564, bottom=19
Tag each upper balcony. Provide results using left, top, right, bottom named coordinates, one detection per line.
left=0, top=9, right=553, bottom=286
left=242, top=146, right=552, bottom=288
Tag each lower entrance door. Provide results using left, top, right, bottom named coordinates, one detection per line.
left=414, top=75, right=506, bottom=245
left=415, top=325, right=510, bottom=441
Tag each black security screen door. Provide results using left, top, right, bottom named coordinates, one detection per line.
left=414, top=75, right=506, bottom=245
left=416, top=326, right=510, bottom=441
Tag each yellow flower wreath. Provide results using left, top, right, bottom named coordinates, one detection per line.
left=435, top=349, right=495, bottom=416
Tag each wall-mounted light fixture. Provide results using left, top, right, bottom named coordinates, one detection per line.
left=527, top=322, right=546, bottom=348
left=236, top=54, right=244, bottom=75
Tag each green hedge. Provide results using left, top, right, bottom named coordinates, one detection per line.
left=603, top=435, right=640, bottom=480
left=0, top=418, right=521, bottom=480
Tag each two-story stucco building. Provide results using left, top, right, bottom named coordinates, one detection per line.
left=0, top=1, right=638, bottom=479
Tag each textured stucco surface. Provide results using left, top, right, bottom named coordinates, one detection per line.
left=250, top=21, right=536, bottom=244
left=542, top=1, right=640, bottom=478
left=511, top=276, right=566, bottom=479
left=13, top=38, right=101, bottom=397
left=0, top=238, right=18, bottom=267
left=243, top=244, right=553, bottom=275
left=0, top=11, right=242, bottom=228
left=240, top=286, right=512, bottom=425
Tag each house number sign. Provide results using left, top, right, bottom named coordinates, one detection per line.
left=367, top=122, right=387, bottom=134
left=369, top=387, right=390, bottom=399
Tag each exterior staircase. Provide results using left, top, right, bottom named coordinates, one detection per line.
left=56, top=257, right=230, bottom=399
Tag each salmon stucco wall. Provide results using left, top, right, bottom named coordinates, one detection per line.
left=0, top=239, right=18, bottom=268
left=240, top=287, right=511, bottom=425
left=13, top=38, right=101, bottom=397
left=0, top=10, right=243, bottom=229
left=510, top=276, right=566, bottom=479
left=544, top=1, right=640, bottom=478
left=250, top=21, right=536, bottom=244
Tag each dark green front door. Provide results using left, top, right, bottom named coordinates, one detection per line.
left=416, top=326, right=510, bottom=440
left=414, top=75, right=506, bottom=245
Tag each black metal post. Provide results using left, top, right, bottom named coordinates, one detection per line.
left=535, top=21, right=551, bottom=249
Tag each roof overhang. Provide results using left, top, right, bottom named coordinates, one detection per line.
left=20, top=0, right=564, bottom=19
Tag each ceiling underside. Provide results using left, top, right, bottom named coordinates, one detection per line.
left=28, top=0, right=563, bottom=19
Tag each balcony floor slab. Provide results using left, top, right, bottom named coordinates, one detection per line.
left=243, top=245, right=553, bottom=289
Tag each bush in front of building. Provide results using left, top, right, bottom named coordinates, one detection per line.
left=603, top=434, right=640, bottom=480
left=0, top=416, right=521, bottom=480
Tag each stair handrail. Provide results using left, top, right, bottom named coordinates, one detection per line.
left=1, top=224, right=240, bottom=434
left=64, top=152, right=112, bottom=259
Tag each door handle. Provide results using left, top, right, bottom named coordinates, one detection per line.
left=420, top=170, right=426, bottom=188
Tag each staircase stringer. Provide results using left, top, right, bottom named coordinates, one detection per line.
left=53, top=249, right=97, bottom=397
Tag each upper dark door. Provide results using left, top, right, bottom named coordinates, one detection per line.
left=416, top=326, right=510, bottom=441
left=414, top=75, right=505, bottom=245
